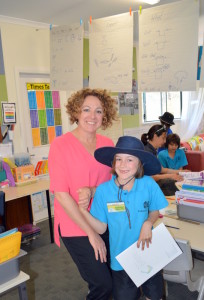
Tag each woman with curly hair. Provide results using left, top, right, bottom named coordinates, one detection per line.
left=48, top=88, right=118, bottom=300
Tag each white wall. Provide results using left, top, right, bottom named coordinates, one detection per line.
left=0, top=22, right=50, bottom=153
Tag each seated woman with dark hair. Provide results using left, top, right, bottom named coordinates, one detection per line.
left=141, top=125, right=184, bottom=195
left=158, top=133, right=188, bottom=170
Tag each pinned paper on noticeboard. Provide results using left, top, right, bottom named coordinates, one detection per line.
left=1, top=102, right=16, bottom=125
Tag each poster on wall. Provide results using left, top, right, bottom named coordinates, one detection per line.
left=26, top=83, right=63, bottom=147
left=1, top=102, right=16, bottom=125
left=118, top=79, right=138, bottom=115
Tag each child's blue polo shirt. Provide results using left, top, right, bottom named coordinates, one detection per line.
left=90, top=175, right=168, bottom=271
left=158, top=148, right=188, bottom=169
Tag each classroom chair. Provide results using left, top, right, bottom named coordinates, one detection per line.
left=0, top=191, right=6, bottom=233
left=163, top=238, right=204, bottom=300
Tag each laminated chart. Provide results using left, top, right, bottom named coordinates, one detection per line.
left=27, top=89, right=62, bottom=147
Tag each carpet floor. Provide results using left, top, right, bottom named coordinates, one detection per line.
left=0, top=219, right=202, bottom=300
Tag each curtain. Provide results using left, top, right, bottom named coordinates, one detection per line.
left=178, top=88, right=204, bottom=140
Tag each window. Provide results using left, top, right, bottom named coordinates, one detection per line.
left=142, top=92, right=182, bottom=122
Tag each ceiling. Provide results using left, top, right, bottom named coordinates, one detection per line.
left=0, top=0, right=202, bottom=26
left=0, top=0, right=203, bottom=43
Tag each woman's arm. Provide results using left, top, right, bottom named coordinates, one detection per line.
left=137, top=210, right=159, bottom=250
left=55, top=191, right=107, bottom=263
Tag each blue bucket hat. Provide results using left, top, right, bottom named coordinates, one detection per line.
left=94, top=136, right=161, bottom=176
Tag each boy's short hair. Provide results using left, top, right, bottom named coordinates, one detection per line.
left=111, top=156, right=144, bottom=178
left=165, top=133, right=180, bottom=148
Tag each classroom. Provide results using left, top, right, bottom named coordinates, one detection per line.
left=0, top=0, right=204, bottom=299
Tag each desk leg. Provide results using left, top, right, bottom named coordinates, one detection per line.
left=18, top=282, right=28, bottom=300
left=46, top=190, right=54, bottom=243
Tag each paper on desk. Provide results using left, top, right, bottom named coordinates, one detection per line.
left=116, top=223, right=182, bottom=287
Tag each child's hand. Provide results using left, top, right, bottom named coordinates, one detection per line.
left=77, top=187, right=92, bottom=210
left=137, top=220, right=152, bottom=250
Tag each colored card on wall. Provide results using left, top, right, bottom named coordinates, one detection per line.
left=40, top=128, right=48, bottom=145
left=28, top=91, right=37, bottom=109
left=36, top=91, right=45, bottom=109
left=44, top=91, right=53, bottom=108
left=38, top=110, right=47, bottom=128
left=32, top=128, right=41, bottom=146
left=48, top=126, right=56, bottom=144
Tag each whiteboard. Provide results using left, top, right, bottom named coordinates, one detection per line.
left=50, top=24, right=83, bottom=91
left=138, top=0, right=199, bottom=92
left=89, top=13, right=133, bottom=92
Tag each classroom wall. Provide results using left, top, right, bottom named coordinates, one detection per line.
left=0, top=22, right=50, bottom=153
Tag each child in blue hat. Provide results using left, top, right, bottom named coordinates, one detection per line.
left=79, top=136, right=168, bottom=300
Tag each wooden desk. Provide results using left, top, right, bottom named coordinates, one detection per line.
left=1, top=178, right=54, bottom=243
left=155, top=200, right=204, bottom=253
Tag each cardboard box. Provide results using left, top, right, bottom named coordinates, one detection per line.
left=12, top=165, right=35, bottom=182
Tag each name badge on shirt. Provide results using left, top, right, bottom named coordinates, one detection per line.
left=107, top=202, right=126, bottom=213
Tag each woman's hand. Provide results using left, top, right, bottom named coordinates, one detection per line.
left=137, top=220, right=152, bottom=250
left=77, top=187, right=92, bottom=209
left=88, top=231, right=107, bottom=263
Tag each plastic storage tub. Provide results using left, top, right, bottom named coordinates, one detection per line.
left=0, top=249, right=26, bottom=285
left=177, top=204, right=204, bottom=223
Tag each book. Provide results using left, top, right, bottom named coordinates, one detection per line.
left=0, top=227, right=18, bottom=238
left=182, top=184, right=204, bottom=192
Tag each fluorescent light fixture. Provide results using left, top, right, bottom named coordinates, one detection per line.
left=138, top=0, right=161, bottom=4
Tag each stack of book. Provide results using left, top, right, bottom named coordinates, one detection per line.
left=18, top=224, right=41, bottom=243
left=175, top=172, right=204, bottom=222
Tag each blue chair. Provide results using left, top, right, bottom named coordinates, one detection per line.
left=0, top=191, right=6, bottom=233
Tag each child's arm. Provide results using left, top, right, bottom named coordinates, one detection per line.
left=79, top=206, right=107, bottom=235
left=137, top=210, right=159, bottom=251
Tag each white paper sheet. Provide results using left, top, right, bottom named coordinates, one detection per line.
left=50, top=24, right=83, bottom=91
left=116, top=223, right=182, bottom=287
left=138, top=0, right=199, bottom=92
left=89, top=13, right=133, bottom=92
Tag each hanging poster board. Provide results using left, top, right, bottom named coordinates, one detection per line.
left=138, top=0, right=199, bottom=92
left=50, top=24, right=84, bottom=91
left=89, top=13, right=133, bottom=92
